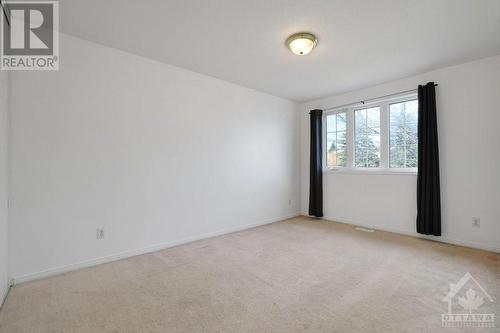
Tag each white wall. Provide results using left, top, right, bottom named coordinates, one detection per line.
left=0, top=70, right=9, bottom=305
left=299, top=55, right=500, bottom=252
left=9, top=34, right=299, bottom=281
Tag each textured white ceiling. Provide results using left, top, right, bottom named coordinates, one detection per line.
left=60, top=0, right=500, bottom=102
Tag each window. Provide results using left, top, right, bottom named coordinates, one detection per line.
left=354, top=107, right=380, bottom=168
left=326, top=112, right=347, bottom=167
left=324, top=94, right=418, bottom=173
left=389, top=100, right=418, bottom=168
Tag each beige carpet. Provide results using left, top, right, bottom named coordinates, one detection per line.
left=0, top=216, right=498, bottom=333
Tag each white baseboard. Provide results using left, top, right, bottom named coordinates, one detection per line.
left=0, top=283, right=10, bottom=309
left=316, top=214, right=500, bottom=254
left=13, top=213, right=300, bottom=285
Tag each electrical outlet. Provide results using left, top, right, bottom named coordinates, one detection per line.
left=472, top=218, right=480, bottom=228
left=288, top=199, right=292, bottom=205
left=96, top=228, right=105, bottom=240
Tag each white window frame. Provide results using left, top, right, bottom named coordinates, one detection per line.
left=323, top=93, right=418, bottom=175
left=324, top=110, right=348, bottom=168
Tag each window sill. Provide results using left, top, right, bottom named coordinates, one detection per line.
left=324, top=168, right=417, bottom=176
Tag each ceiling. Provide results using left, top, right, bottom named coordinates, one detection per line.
left=60, top=0, right=500, bottom=102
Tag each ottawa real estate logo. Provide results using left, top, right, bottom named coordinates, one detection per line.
left=441, top=272, right=495, bottom=328
left=1, top=0, right=59, bottom=70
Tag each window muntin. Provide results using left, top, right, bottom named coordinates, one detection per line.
left=326, top=112, right=347, bottom=167
left=354, top=107, right=381, bottom=168
left=389, top=100, right=418, bottom=168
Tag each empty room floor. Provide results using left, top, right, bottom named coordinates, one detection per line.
left=0, top=216, right=498, bottom=333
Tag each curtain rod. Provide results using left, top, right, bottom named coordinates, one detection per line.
left=322, top=84, right=438, bottom=112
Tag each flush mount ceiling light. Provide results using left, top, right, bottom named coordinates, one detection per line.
left=286, top=32, right=317, bottom=56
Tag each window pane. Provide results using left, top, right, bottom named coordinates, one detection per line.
left=327, top=150, right=337, bottom=166
left=389, top=100, right=418, bottom=168
left=390, top=146, right=405, bottom=168
left=327, top=114, right=336, bottom=132
left=336, top=131, right=347, bottom=167
left=354, top=107, right=380, bottom=168
left=336, top=131, right=346, bottom=150
left=326, top=132, right=336, bottom=167
left=336, top=113, right=346, bottom=131
left=389, top=126, right=399, bottom=147
left=355, top=109, right=366, bottom=128
left=326, top=132, right=335, bottom=150
left=367, top=107, right=380, bottom=127
left=355, top=147, right=365, bottom=168
left=326, top=112, right=347, bottom=167
left=406, top=144, right=417, bottom=168
left=407, top=124, right=418, bottom=145
left=337, top=148, right=347, bottom=167
left=405, top=100, right=418, bottom=120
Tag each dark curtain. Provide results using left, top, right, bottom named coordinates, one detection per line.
left=309, top=109, right=323, bottom=217
left=416, top=82, right=441, bottom=236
